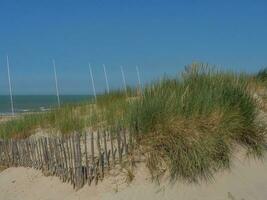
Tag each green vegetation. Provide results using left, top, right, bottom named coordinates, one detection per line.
left=129, top=64, right=266, bottom=182
left=0, top=91, right=131, bottom=139
left=256, top=68, right=267, bottom=83
left=253, top=67, right=267, bottom=110
left=0, top=63, right=266, bottom=183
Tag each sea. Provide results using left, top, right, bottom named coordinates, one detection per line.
left=0, top=95, right=93, bottom=115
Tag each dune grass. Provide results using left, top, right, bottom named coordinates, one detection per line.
left=252, top=67, right=267, bottom=110
left=0, top=90, right=131, bottom=139
left=0, top=63, right=266, bottom=183
left=256, top=68, right=267, bottom=83
left=128, top=64, right=266, bottom=182
left=0, top=103, right=91, bottom=139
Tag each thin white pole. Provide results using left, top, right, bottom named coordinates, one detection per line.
left=120, top=65, right=127, bottom=96
left=103, top=64, right=110, bottom=93
left=6, top=55, right=14, bottom=116
left=88, top=63, right=97, bottom=102
left=136, top=65, right=142, bottom=94
left=52, top=59, right=60, bottom=107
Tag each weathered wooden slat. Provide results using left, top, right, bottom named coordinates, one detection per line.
left=61, top=136, right=68, bottom=182
left=58, top=137, right=64, bottom=179
left=84, top=132, right=89, bottom=185
left=103, top=130, right=109, bottom=168
left=42, top=138, right=47, bottom=172
left=96, top=131, right=103, bottom=179
left=35, top=139, right=41, bottom=169
left=26, top=139, right=32, bottom=166
left=76, top=133, right=82, bottom=189
left=71, top=134, right=77, bottom=189
left=37, top=139, right=43, bottom=169
left=91, top=131, right=95, bottom=166
left=52, top=137, right=59, bottom=176
left=29, top=139, right=36, bottom=168
left=110, top=130, right=115, bottom=165
left=116, top=128, right=122, bottom=164
left=65, top=136, right=71, bottom=183
left=48, top=138, right=54, bottom=174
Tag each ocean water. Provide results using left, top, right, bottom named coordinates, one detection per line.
left=0, top=95, right=92, bottom=115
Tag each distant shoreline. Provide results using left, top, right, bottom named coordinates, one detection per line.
left=0, top=95, right=93, bottom=115
left=0, top=109, right=50, bottom=117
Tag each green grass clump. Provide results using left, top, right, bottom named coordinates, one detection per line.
left=252, top=68, right=267, bottom=110
left=129, top=63, right=266, bottom=182
left=0, top=113, right=44, bottom=139
left=0, top=91, right=131, bottom=138
left=256, top=68, right=267, bottom=83
left=0, top=103, right=91, bottom=138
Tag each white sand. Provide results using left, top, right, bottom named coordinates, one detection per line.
left=0, top=153, right=266, bottom=200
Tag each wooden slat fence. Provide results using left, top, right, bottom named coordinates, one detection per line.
left=0, top=128, right=134, bottom=190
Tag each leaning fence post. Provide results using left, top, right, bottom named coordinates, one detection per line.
left=71, top=134, right=77, bottom=189
left=110, top=129, right=115, bottom=165
left=116, top=127, right=122, bottom=164
left=103, top=130, right=109, bottom=168
left=84, top=132, right=89, bottom=185
left=96, top=130, right=104, bottom=179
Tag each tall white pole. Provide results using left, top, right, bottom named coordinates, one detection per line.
left=6, top=55, right=14, bottom=116
left=52, top=59, right=60, bottom=107
left=120, top=65, right=127, bottom=96
left=136, top=65, right=142, bottom=94
left=103, top=64, right=110, bottom=94
left=89, top=63, right=97, bottom=102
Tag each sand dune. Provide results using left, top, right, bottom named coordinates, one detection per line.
left=0, top=152, right=266, bottom=200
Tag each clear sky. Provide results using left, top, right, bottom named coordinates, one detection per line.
left=0, top=0, right=266, bottom=95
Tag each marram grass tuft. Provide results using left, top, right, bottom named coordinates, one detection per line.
left=129, top=63, right=266, bottom=182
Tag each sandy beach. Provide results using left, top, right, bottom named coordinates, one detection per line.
left=0, top=152, right=266, bottom=200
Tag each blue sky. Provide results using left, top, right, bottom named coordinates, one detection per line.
left=0, top=0, right=266, bottom=95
